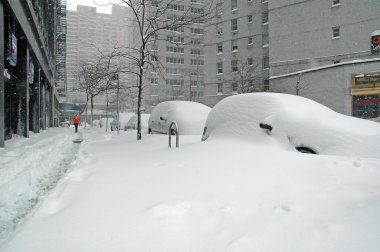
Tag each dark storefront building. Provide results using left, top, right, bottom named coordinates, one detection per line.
left=0, top=0, right=66, bottom=147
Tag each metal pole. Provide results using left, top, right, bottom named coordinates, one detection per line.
left=117, top=74, right=120, bottom=134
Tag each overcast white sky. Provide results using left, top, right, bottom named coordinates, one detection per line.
left=67, top=0, right=122, bottom=14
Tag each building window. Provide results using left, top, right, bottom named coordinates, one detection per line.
left=262, top=12, right=268, bottom=24
left=248, top=37, right=253, bottom=45
left=263, top=56, right=269, bottom=69
left=166, top=79, right=184, bottom=86
left=231, top=0, right=237, bottom=10
left=167, top=36, right=185, bottom=44
left=332, top=26, right=340, bottom=38
left=352, top=94, right=380, bottom=119
left=332, top=0, right=340, bottom=6
left=247, top=57, right=253, bottom=66
left=216, top=24, right=223, bottom=35
left=191, top=80, right=204, bottom=87
left=264, top=79, right=269, bottom=91
left=191, top=48, right=203, bottom=55
left=231, top=39, right=238, bottom=51
left=151, top=78, right=159, bottom=85
left=217, top=83, right=223, bottom=94
left=191, top=59, right=204, bottom=65
left=217, top=62, right=223, bottom=74
left=191, top=28, right=204, bottom=34
left=231, top=60, right=238, bottom=72
left=167, top=46, right=185, bottom=54
left=217, top=43, right=223, bottom=53
left=231, top=19, right=238, bottom=31
left=150, top=55, right=158, bottom=61
left=190, top=38, right=202, bottom=45
left=166, top=57, right=184, bottom=64
left=262, top=33, right=269, bottom=47
left=247, top=15, right=253, bottom=23
left=232, top=82, right=238, bottom=92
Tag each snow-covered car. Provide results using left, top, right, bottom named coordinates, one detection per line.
left=201, top=93, right=380, bottom=158
left=60, top=121, right=71, bottom=127
left=148, top=101, right=211, bottom=135
left=125, top=113, right=150, bottom=130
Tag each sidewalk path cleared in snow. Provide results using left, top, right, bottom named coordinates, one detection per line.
left=1, top=127, right=380, bottom=252
left=0, top=128, right=84, bottom=241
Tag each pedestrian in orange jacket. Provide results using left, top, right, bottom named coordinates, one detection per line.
left=73, top=114, right=81, bottom=133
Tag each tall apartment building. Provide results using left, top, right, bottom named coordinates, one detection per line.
left=203, top=0, right=269, bottom=107
left=141, top=0, right=207, bottom=112
left=65, top=5, right=130, bottom=104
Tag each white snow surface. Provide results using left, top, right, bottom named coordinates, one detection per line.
left=0, top=126, right=380, bottom=252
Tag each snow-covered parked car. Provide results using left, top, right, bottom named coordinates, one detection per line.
left=125, top=113, right=150, bottom=131
left=201, top=93, right=380, bottom=158
left=148, top=101, right=211, bottom=135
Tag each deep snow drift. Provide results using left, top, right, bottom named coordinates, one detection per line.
left=0, top=126, right=379, bottom=252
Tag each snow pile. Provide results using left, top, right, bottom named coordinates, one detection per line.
left=0, top=129, right=82, bottom=241
left=203, top=93, right=380, bottom=158
left=149, top=101, right=211, bottom=135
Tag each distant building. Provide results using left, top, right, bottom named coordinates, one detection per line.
left=0, top=0, right=62, bottom=147
left=65, top=5, right=131, bottom=105
left=138, top=0, right=208, bottom=112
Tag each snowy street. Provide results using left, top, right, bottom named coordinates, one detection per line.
left=1, top=127, right=380, bottom=252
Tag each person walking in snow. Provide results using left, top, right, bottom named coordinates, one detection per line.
left=73, top=114, right=81, bottom=133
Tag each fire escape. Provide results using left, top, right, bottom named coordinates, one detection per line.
left=56, top=0, right=67, bottom=96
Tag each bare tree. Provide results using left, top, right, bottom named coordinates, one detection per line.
left=75, top=60, right=109, bottom=127
left=224, top=57, right=262, bottom=94
left=118, top=0, right=216, bottom=140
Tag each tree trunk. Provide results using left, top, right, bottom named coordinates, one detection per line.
left=91, top=96, right=94, bottom=128
left=137, top=69, right=143, bottom=140
left=105, top=89, right=109, bottom=132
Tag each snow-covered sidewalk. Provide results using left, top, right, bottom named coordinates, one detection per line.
left=1, top=127, right=380, bottom=252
